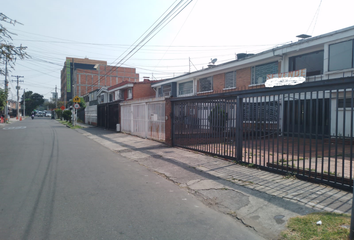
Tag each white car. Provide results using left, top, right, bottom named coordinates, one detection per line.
left=45, top=112, right=52, bottom=117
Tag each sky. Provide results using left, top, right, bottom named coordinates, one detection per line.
left=2, top=0, right=354, bottom=101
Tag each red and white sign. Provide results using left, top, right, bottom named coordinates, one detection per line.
left=74, top=103, right=80, bottom=109
left=267, top=69, right=306, bottom=80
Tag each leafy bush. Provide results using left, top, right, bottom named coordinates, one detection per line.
left=55, top=109, right=62, bottom=119
left=62, top=110, right=72, bottom=122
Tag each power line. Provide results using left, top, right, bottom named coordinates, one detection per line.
left=84, top=0, right=194, bottom=92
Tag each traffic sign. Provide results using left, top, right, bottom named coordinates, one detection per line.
left=73, top=96, right=80, bottom=103
left=74, top=103, right=80, bottom=109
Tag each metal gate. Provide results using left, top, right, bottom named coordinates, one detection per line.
left=97, top=102, right=120, bottom=130
left=172, top=77, right=354, bottom=191
left=121, top=99, right=165, bottom=141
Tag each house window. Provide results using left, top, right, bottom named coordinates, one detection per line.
left=178, top=80, right=193, bottom=96
left=251, top=62, right=278, bottom=85
left=115, top=90, right=123, bottom=100
left=109, top=93, right=113, bottom=102
left=100, top=95, right=104, bottom=103
left=162, top=84, right=171, bottom=97
left=128, top=88, right=132, bottom=99
left=198, top=77, right=213, bottom=92
left=289, top=50, right=324, bottom=77
left=157, top=87, right=163, bottom=97
left=329, top=40, right=354, bottom=71
left=225, top=71, right=236, bottom=89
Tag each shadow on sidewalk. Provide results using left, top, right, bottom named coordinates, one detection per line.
left=79, top=127, right=352, bottom=215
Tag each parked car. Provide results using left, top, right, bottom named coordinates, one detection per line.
left=45, top=112, right=52, bottom=117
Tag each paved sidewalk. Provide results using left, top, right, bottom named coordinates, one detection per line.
left=75, top=124, right=353, bottom=239
left=0, top=116, right=24, bottom=128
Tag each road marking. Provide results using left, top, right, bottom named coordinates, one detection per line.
left=3, top=126, right=27, bottom=130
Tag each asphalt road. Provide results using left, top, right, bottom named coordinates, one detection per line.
left=0, top=117, right=263, bottom=240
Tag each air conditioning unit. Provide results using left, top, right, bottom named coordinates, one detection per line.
left=164, top=91, right=171, bottom=97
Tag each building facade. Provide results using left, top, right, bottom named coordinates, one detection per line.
left=60, top=57, right=139, bottom=102
left=151, top=25, right=354, bottom=98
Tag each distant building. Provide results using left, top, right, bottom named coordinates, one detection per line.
left=60, top=57, right=139, bottom=102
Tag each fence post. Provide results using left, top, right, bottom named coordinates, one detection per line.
left=171, top=100, right=175, bottom=147
left=236, top=96, right=243, bottom=161
left=350, top=188, right=354, bottom=239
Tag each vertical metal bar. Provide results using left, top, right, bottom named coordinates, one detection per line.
left=256, top=97, right=259, bottom=165
left=264, top=96, right=267, bottom=167
left=248, top=97, right=256, bottom=163
left=342, top=89, right=346, bottom=185
left=328, top=90, right=332, bottom=182
left=267, top=95, right=271, bottom=167
left=303, top=92, right=307, bottom=176
left=335, top=90, right=339, bottom=184
left=235, top=98, right=238, bottom=159
left=272, top=95, right=275, bottom=167
left=321, top=90, right=325, bottom=181
left=245, top=98, right=250, bottom=163
left=308, top=91, right=313, bottom=178
left=286, top=93, right=290, bottom=171
left=207, top=101, right=210, bottom=153
left=291, top=92, right=295, bottom=173
left=237, top=96, right=243, bottom=161
left=350, top=88, right=354, bottom=186
left=277, top=94, right=281, bottom=169
left=212, top=100, right=214, bottom=155
left=315, top=91, right=319, bottom=180
left=297, top=92, right=301, bottom=175
left=262, top=96, right=266, bottom=167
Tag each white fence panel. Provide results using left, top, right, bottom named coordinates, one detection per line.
left=147, top=102, right=165, bottom=141
left=85, top=105, right=97, bottom=125
left=132, top=104, right=146, bottom=138
left=121, top=105, right=132, bottom=133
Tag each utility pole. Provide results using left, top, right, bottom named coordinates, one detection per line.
left=189, top=57, right=191, bottom=73
left=55, top=85, right=58, bottom=108
left=23, top=89, right=25, bottom=117
left=11, top=75, right=24, bottom=119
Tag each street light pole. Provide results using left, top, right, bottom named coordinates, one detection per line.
left=4, top=56, right=8, bottom=122
left=23, top=89, right=25, bottom=117
left=11, top=75, right=24, bottom=119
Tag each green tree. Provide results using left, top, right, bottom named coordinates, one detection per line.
left=20, top=91, right=44, bottom=115
left=0, top=88, right=7, bottom=113
left=0, top=13, right=29, bottom=76
left=44, top=101, right=56, bottom=111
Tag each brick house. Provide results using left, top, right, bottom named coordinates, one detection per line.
left=151, top=25, right=354, bottom=97
left=60, top=57, right=139, bottom=103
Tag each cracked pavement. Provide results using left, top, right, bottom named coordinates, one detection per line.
left=77, top=126, right=353, bottom=240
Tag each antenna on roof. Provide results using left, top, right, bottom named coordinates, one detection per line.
left=296, top=34, right=312, bottom=40
left=210, top=58, right=217, bottom=64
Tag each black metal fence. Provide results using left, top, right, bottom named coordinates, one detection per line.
left=77, top=108, right=85, bottom=123
left=97, top=102, right=120, bottom=130
left=172, top=77, right=354, bottom=191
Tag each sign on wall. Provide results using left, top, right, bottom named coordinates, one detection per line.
left=66, top=59, right=71, bottom=92
left=266, top=69, right=306, bottom=80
